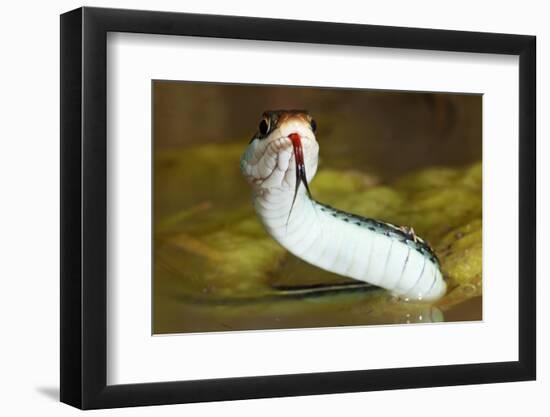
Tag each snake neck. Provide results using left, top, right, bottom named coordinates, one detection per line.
left=253, top=187, right=319, bottom=249
left=254, top=186, right=369, bottom=280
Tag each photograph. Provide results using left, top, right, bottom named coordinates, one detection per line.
left=152, top=81, right=482, bottom=334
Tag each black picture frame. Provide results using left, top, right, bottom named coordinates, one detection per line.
left=60, top=6, right=536, bottom=410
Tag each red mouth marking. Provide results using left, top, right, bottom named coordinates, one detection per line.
left=287, top=133, right=312, bottom=224
left=288, top=133, right=304, bottom=166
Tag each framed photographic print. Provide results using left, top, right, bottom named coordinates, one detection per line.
left=60, top=6, right=536, bottom=409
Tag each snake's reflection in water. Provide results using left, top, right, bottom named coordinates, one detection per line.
left=170, top=283, right=445, bottom=328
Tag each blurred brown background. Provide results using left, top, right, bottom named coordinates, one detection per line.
left=153, top=80, right=481, bottom=180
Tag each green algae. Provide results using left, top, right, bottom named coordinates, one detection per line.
left=154, top=142, right=482, bottom=333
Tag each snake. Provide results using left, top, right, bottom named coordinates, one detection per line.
left=240, top=110, right=447, bottom=302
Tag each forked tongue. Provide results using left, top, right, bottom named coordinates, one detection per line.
left=287, top=133, right=311, bottom=224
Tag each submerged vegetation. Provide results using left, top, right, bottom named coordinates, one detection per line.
left=154, top=143, right=482, bottom=334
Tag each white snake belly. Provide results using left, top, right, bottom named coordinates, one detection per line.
left=255, top=188, right=446, bottom=302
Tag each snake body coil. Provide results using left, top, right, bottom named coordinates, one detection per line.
left=240, top=110, right=446, bottom=302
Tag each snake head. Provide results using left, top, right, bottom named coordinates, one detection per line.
left=240, top=110, right=319, bottom=194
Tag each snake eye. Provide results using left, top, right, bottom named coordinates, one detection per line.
left=310, top=118, right=317, bottom=133
left=259, top=118, right=270, bottom=135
